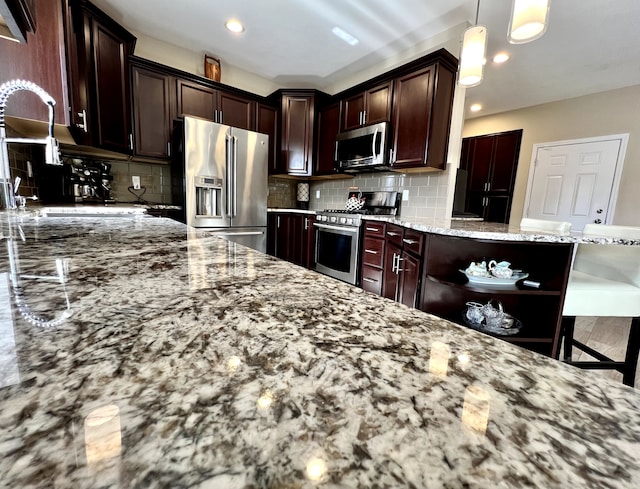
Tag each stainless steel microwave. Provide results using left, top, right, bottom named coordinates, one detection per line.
left=335, top=122, right=390, bottom=173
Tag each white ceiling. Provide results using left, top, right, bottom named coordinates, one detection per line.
left=92, top=0, right=640, bottom=119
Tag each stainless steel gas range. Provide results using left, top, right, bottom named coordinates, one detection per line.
left=314, top=191, right=401, bottom=285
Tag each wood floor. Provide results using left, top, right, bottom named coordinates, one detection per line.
left=569, top=317, right=639, bottom=389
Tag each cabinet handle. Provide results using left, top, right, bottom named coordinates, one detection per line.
left=363, top=110, right=367, bottom=124
left=487, top=182, right=491, bottom=191
left=76, top=109, right=88, bottom=133
left=402, top=239, right=417, bottom=245
left=391, top=253, right=398, bottom=273
left=387, top=232, right=400, bottom=237
left=219, top=110, right=223, bottom=124
left=304, top=218, right=308, bottom=230
left=277, top=216, right=280, bottom=228
left=167, top=142, right=171, bottom=156
left=129, top=133, right=133, bottom=150
left=396, top=256, right=404, bottom=274
left=365, top=249, right=378, bottom=254
left=389, top=148, right=395, bottom=164
left=362, top=277, right=378, bottom=284
left=365, top=227, right=380, bottom=232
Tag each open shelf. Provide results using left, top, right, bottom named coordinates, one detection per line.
left=426, top=274, right=562, bottom=296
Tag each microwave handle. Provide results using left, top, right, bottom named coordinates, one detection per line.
left=371, top=127, right=379, bottom=162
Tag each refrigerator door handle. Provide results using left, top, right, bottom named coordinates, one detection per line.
left=233, top=135, right=238, bottom=217
left=225, top=133, right=232, bottom=217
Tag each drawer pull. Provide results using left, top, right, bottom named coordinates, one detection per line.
left=387, top=232, right=400, bottom=237
left=364, top=249, right=378, bottom=254
left=402, top=239, right=418, bottom=245
left=363, top=277, right=378, bottom=283
left=365, top=227, right=380, bottom=232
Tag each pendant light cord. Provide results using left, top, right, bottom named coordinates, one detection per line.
left=475, top=0, right=480, bottom=25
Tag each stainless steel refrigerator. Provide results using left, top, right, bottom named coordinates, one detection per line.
left=171, top=116, right=269, bottom=252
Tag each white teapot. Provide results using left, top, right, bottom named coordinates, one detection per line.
left=488, top=260, right=513, bottom=279
left=466, top=260, right=489, bottom=277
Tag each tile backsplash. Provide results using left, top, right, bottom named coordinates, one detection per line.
left=309, top=168, right=453, bottom=221
left=268, top=177, right=297, bottom=208
left=107, top=161, right=172, bottom=204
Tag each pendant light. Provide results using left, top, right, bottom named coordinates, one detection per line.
left=459, top=0, right=487, bottom=87
left=508, top=0, right=551, bottom=44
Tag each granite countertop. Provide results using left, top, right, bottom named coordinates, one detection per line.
left=268, top=208, right=640, bottom=245
left=1, top=212, right=639, bottom=488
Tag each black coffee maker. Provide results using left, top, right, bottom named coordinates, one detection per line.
left=68, top=161, right=115, bottom=203
left=39, top=159, right=114, bottom=204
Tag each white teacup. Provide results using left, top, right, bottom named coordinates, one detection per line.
left=488, top=260, right=513, bottom=279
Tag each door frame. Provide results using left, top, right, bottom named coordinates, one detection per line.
left=523, top=133, right=629, bottom=225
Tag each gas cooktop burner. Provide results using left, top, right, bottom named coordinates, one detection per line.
left=322, top=209, right=372, bottom=215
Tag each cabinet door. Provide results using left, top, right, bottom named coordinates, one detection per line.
left=131, top=66, right=172, bottom=159
left=257, top=103, right=278, bottom=173
left=91, top=18, right=131, bottom=152
left=301, top=215, right=315, bottom=269
left=341, top=92, right=365, bottom=131
left=274, top=213, right=292, bottom=260
left=398, top=251, right=421, bottom=308
left=219, top=91, right=255, bottom=131
left=0, top=0, right=67, bottom=124
left=390, top=66, right=434, bottom=168
left=315, top=101, right=340, bottom=175
left=382, top=241, right=401, bottom=300
left=364, top=81, right=392, bottom=126
left=466, top=194, right=512, bottom=224
left=281, top=93, right=314, bottom=176
left=467, top=136, right=493, bottom=192
left=490, top=131, right=522, bottom=193
left=175, top=78, right=216, bottom=120
left=0, top=0, right=36, bottom=42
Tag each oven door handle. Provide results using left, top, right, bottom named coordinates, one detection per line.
left=313, top=223, right=360, bottom=233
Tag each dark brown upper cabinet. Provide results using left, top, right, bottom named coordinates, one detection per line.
left=63, top=0, right=136, bottom=153
left=315, top=101, right=340, bottom=176
left=176, top=79, right=255, bottom=131
left=280, top=90, right=317, bottom=177
left=130, top=62, right=173, bottom=160
left=340, top=81, right=392, bottom=131
left=257, top=103, right=278, bottom=173
left=390, top=57, right=456, bottom=171
left=0, top=0, right=36, bottom=43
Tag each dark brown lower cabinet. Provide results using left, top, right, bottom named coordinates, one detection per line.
left=361, top=222, right=387, bottom=295
left=267, top=212, right=315, bottom=269
left=382, top=224, right=424, bottom=308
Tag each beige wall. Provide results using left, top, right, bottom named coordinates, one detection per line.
left=462, top=85, right=640, bottom=226
left=132, top=31, right=280, bottom=97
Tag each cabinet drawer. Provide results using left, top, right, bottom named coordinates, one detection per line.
left=363, top=222, right=386, bottom=238
left=402, top=229, right=424, bottom=256
left=361, top=265, right=383, bottom=295
left=362, top=237, right=385, bottom=267
left=386, top=224, right=405, bottom=246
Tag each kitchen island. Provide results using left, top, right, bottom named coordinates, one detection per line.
left=1, top=212, right=639, bottom=488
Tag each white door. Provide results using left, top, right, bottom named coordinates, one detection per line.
left=525, top=135, right=627, bottom=232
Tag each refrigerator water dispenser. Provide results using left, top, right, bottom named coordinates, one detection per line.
left=194, top=176, right=223, bottom=218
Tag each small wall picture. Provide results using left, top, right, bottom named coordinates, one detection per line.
left=204, top=55, right=221, bottom=82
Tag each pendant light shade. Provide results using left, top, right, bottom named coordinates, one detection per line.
left=459, top=25, right=487, bottom=87
left=508, top=0, right=551, bottom=44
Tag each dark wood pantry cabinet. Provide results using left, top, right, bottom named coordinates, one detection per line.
left=279, top=90, right=320, bottom=177
left=460, top=129, right=523, bottom=223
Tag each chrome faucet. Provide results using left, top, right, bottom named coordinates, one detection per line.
left=0, top=79, right=62, bottom=210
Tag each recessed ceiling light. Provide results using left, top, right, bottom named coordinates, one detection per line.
left=493, top=53, right=510, bottom=63
left=470, top=104, right=482, bottom=112
left=332, top=26, right=359, bottom=46
left=225, top=19, right=244, bottom=33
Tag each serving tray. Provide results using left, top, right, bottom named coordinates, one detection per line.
left=460, top=270, right=529, bottom=286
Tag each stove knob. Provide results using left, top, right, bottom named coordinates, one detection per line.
left=346, top=218, right=354, bottom=225
left=339, top=217, right=346, bottom=224
left=329, top=216, right=337, bottom=223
